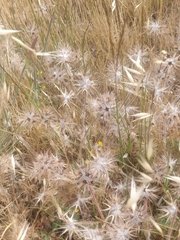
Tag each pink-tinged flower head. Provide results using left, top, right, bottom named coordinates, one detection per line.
left=89, top=150, right=117, bottom=184
left=54, top=45, right=75, bottom=65
left=29, top=152, right=66, bottom=182
left=75, top=73, right=96, bottom=94
left=104, top=194, right=128, bottom=223
left=145, top=19, right=166, bottom=35
left=107, top=221, right=136, bottom=240
left=60, top=212, right=83, bottom=240
left=57, top=88, right=75, bottom=108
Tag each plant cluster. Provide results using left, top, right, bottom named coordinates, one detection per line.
left=0, top=0, right=179, bottom=239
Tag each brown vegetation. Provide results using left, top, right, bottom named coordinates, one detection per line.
left=0, top=0, right=179, bottom=239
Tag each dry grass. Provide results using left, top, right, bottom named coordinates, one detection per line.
left=0, top=0, right=180, bottom=239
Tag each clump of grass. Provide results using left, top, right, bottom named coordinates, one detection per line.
left=0, top=0, right=179, bottom=239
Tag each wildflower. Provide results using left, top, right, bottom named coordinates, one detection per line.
left=29, top=152, right=67, bottom=182
left=128, top=46, right=149, bottom=65
left=85, top=160, right=89, bottom=165
left=97, top=141, right=103, bottom=147
left=17, top=107, right=40, bottom=127
left=129, top=207, right=144, bottom=230
left=156, top=52, right=180, bottom=72
left=54, top=45, right=74, bottom=65
left=26, top=24, right=38, bottom=36
left=57, top=88, right=75, bottom=108
left=34, top=179, right=56, bottom=205
left=108, top=221, right=136, bottom=240
left=98, top=99, right=115, bottom=120
left=96, top=92, right=116, bottom=120
left=159, top=199, right=178, bottom=222
left=60, top=212, right=83, bottom=240
left=70, top=193, right=91, bottom=213
left=140, top=183, right=160, bottom=203
left=61, top=133, right=72, bottom=148
left=75, top=125, right=90, bottom=145
left=51, top=113, right=74, bottom=134
left=74, top=208, right=79, bottom=213
left=145, top=19, right=165, bottom=35
left=48, top=67, right=67, bottom=83
left=89, top=150, right=117, bottom=183
left=88, top=98, right=99, bottom=117
left=40, top=107, right=58, bottom=125
left=75, top=73, right=96, bottom=94
left=162, top=102, right=180, bottom=123
left=151, top=80, right=168, bottom=102
left=112, top=181, right=127, bottom=194
left=151, top=160, right=167, bottom=181
left=77, top=166, right=94, bottom=187
left=168, top=157, right=177, bottom=172
left=104, top=194, right=127, bottom=223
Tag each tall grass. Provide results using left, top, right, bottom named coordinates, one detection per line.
left=0, top=0, right=179, bottom=239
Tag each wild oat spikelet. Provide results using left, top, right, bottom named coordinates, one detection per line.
left=132, top=112, right=152, bottom=121
left=147, top=138, right=153, bottom=160
left=0, top=29, right=20, bottom=35
left=12, top=36, right=36, bottom=54
left=149, top=217, right=163, bottom=237
left=127, top=177, right=145, bottom=212
left=138, top=155, right=154, bottom=173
